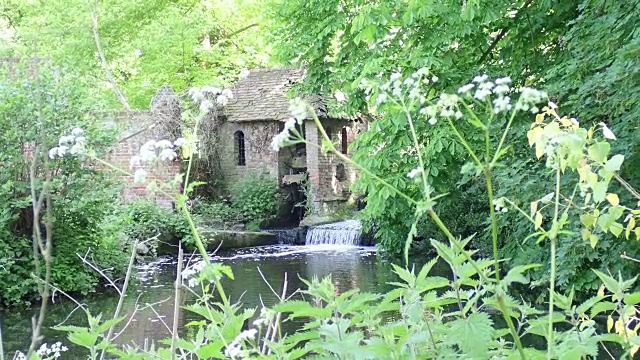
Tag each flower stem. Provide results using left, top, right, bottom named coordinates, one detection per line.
left=485, top=169, right=501, bottom=280
left=547, top=164, right=561, bottom=359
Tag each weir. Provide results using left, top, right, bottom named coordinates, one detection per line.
left=305, top=220, right=362, bottom=246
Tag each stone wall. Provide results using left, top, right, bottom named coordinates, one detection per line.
left=218, top=121, right=281, bottom=185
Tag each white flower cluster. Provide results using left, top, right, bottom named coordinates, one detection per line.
left=407, top=167, right=423, bottom=179
left=457, top=75, right=547, bottom=114
left=49, top=128, right=86, bottom=159
left=492, top=197, right=508, bottom=213
left=252, top=307, right=274, bottom=327
left=224, top=329, right=257, bottom=359
left=188, top=86, right=234, bottom=112
left=129, top=138, right=188, bottom=183
left=15, top=342, right=68, bottom=359
left=181, top=260, right=206, bottom=288
left=271, top=118, right=298, bottom=151
left=271, top=98, right=309, bottom=152
left=368, top=67, right=435, bottom=106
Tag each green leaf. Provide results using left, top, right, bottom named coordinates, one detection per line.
left=587, top=142, right=610, bottom=163
left=592, top=269, right=620, bottom=294
left=502, top=264, right=542, bottom=287
left=273, top=300, right=332, bottom=319
left=623, top=292, right=640, bottom=305
left=590, top=302, right=616, bottom=317
left=447, top=312, right=494, bottom=358
left=604, top=154, right=624, bottom=172
left=67, top=329, right=99, bottom=348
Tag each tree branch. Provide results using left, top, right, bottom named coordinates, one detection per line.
left=479, top=0, right=535, bottom=63
left=210, top=23, right=259, bottom=48
left=87, top=0, right=130, bottom=110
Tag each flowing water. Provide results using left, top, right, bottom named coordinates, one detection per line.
left=0, top=244, right=441, bottom=358
left=305, top=220, right=363, bottom=245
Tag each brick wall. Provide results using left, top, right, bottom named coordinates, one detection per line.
left=104, top=111, right=182, bottom=207
left=305, top=119, right=360, bottom=213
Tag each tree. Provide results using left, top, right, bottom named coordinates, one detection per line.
left=1, top=0, right=270, bottom=108
left=265, top=0, right=640, bottom=295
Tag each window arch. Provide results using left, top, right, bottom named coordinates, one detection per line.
left=234, top=131, right=246, bottom=166
left=325, top=126, right=333, bottom=141
left=341, top=127, right=349, bottom=154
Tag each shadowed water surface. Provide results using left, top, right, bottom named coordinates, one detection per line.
left=1, top=245, right=442, bottom=357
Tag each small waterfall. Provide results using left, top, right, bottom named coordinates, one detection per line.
left=305, top=220, right=362, bottom=246
left=266, top=228, right=301, bottom=245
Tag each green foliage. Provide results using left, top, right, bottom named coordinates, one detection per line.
left=191, top=197, right=243, bottom=227
left=0, top=60, right=128, bottom=306
left=1, top=0, right=270, bottom=108
left=229, top=172, right=280, bottom=226
left=266, top=0, right=640, bottom=295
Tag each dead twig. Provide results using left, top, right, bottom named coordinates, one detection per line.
left=170, top=243, right=184, bottom=360
left=98, top=237, right=140, bottom=360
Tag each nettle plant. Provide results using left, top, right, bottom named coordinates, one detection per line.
left=20, top=73, right=640, bottom=360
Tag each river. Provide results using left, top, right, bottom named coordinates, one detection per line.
left=1, top=244, right=445, bottom=358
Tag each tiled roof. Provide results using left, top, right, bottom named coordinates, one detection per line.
left=224, top=68, right=327, bottom=122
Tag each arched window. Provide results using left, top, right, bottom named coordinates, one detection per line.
left=234, top=131, right=246, bottom=166
left=325, top=126, right=333, bottom=141
left=341, top=127, right=349, bottom=154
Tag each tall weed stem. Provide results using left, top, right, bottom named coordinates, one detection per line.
left=547, top=165, right=561, bottom=358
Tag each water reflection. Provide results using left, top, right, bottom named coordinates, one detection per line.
left=0, top=244, right=426, bottom=357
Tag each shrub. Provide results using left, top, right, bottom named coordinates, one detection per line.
left=229, top=173, right=280, bottom=226
left=191, top=197, right=243, bottom=227
left=118, top=200, right=192, bottom=255
left=0, top=61, right=129, bottom=306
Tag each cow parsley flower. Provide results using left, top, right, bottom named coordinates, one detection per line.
left=474, top=88, right=492, bottom=101
left=71, top=127, right=84, bottom=136
left=222, top=89, right=233, bottom=100
left=493, top=84, right=510, bottom=95
left=495, top=76, right=511, bottom=85
left=289, top=98, right=309, bottom=120
left=57, top=145, right=69, bottom=157
left=200, top=100, right=214, bottom=112
left=201, top=86, right=221, bottom=95
left=493, top=197, right=508, bottom=212
left=271, top=118, right=297, bottom=151
left=493, top=96, right=512, bottom=114
left=130, top=155, right=141, bottom=169
left=159, top=148, right=177, bottom=161
left=473, top=74, right=489, bottom=83
left=58, top=135, right=75, bottom=146
left=458, top=83, right=474, bottom=94
left=155, top=140, right=173, bottom=149
left=420, top=105, right=438, bottom=117
left=376, top=93, right=388, bottom=105
left=390, top=72, right=402, bottom=81
left=407, top=167, right=423, bottom=179
left=188, top=88, right=204, bottom=102
left=70, top=143, right=85, bottom=155
left=134, top=169, right=147, bottom=183
left=174, top=137, right=189, bottom=147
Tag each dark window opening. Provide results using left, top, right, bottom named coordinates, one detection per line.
left=235, top=131, right=246, bottom=166
left=325, top=126, right=333, bottom=141
left=341, top=127, right=349, bottom=154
